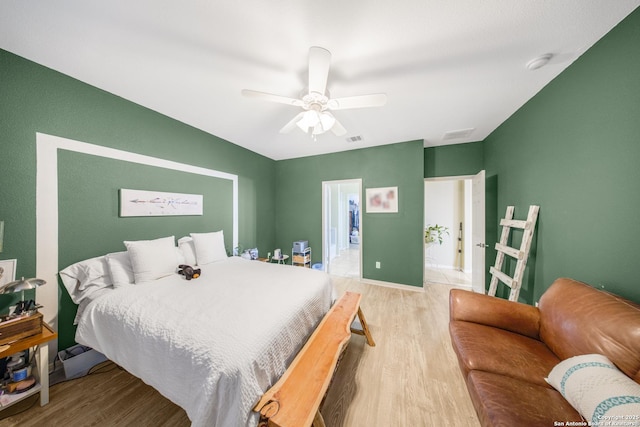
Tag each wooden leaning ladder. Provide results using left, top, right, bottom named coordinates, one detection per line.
left=254, top=291, right=375, bottom=427
left=488, top=205, right=539, bottom=302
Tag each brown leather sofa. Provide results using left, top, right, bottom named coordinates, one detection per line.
left=449, top=277, right=640, bottom=426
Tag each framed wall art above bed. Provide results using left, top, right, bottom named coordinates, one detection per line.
left=119, top=189, right=203, bottom=217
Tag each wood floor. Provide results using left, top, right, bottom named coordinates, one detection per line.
left=0, top=278, right=480, bottom=427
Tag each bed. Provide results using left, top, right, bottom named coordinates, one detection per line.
left=60, top=234, right=335, bottom=427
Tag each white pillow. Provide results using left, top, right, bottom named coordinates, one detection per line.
left=123, top=236, right=179, bottom=283
left=546, top=354, right=640, bottom=424
left=59, top=255, right=113, bottom=304
left=174, top=246, right=186, bottom=265
left=190, top=231, right=227, bottom=265
left=106, top=251, right=135, bottom=288
left=178, top=236, right=197, bottom=265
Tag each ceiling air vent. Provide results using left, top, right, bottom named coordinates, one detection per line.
left=443, top=128, right=475, bottom=140
left=345, top=135, right=363, bottom=143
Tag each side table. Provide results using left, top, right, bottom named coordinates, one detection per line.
left=271, top=254, right=289, bottom=265
left=0, top=322, right=57, bottom=409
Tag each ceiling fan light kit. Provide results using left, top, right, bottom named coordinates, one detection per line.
left=242, top=46, right=387, bottom=140
left=296, top=109, right=336, bottom=135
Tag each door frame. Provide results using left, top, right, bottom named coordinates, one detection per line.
left=424, top=171, right=485, bottom=292
left=321, top=179, right=363, bottom=279
left=471, top=170, right=486, bottom=294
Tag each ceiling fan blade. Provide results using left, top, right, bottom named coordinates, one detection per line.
left=279, top=112, right=305, bottom=134
left=308, top=46, right=331, bottom=96
left=331, top=118, right=347, bottom=136
left=327, top=93, right=387, bottom=110
left=241, top=89, right=303, bottom=107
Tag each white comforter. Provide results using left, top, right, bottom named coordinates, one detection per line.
left=75, top=257, right=334, bottom=427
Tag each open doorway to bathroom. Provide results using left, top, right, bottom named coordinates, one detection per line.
left=424, top=177, right=473, bottom=288
left=322, top=179, right=362, bottom=278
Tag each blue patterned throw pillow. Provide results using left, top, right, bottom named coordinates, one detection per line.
left=546, top=354, right=640, bottom=424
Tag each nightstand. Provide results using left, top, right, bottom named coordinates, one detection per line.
left=271, top=254, right=289, bottom=264
left=0, top=322, right=57, bottom=409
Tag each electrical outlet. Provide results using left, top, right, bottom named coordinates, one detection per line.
left=267, top=252, right=271, bottom=259
left=376, top=261, right=381, bottom=269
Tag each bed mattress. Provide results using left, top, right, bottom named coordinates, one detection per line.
left=75, top=257, right=334, bottom=427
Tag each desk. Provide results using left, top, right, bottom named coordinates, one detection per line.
left=0, top=322, right=57, bottom=409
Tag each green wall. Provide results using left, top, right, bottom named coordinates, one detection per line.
left=483, top=7, right=640, bottom=303
left=275, top=141, right=424, bottom=287
left=2, top=3, right=639, bottom=352
left=0, top=49, right=276, bottom=349
left=56, top=151, right=236, bottom=343
left=424, top=141, right=484, bottom=178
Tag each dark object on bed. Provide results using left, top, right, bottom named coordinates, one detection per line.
left=178, top=265, right=201, bottom=280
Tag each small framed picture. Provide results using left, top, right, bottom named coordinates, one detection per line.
left=0, top=259, right=17, bottom=288
left=366, top=186, right=398, bottom=213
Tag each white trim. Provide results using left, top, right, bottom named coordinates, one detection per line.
left=36, top=133, right=239, bottom=359
left=424, top=174, right=477, bottom=182
left=359, top=278, right=425, bottom=292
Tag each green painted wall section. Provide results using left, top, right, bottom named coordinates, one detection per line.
left=484, top=7, right=640, bottom=303
left=0, top=49, right=276, bottom=349
left=58, top=152, right=235, bottom=262
left=275, top=141, right=424, bottom=287
left=424, top=141, right=484, bottom=178
left=2, top=3, right=639, bottom=354
left=57, top=151, right=236, bottom=342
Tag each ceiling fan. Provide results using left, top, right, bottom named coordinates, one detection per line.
left=242, top=46, right=387, bottom=138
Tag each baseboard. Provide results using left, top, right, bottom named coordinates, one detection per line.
left=360, top=278, right=425, bottom=292
left=427, top=264, right=464, bottom=271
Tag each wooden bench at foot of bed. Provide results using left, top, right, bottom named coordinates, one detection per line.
left=254, top=291, right=375, bottom=427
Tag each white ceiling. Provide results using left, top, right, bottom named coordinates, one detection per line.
left=2, top=1, right=639, bottom=160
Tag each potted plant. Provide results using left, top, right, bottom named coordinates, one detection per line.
left=425, top=224, right=449, bottom=245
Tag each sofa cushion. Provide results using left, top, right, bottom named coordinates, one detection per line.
left=539, top=278, right=640, bottom=383
left=450, top=320, right=560, bottom=387
left=467, top=370, right=582, bottom=427
left=449, top=289, right=541, bottom=339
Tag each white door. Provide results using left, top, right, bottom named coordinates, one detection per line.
left=471, top=170, right=486, bottom=293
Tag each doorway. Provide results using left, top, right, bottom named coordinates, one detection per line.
left=424, top=170, right=485, bottom=292
left=322, top=179, right=362, bottom=278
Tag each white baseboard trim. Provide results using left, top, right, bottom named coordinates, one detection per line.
left=427, top=264, right=465, bottom=271
left=360, top=278, right=425, bottom=292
